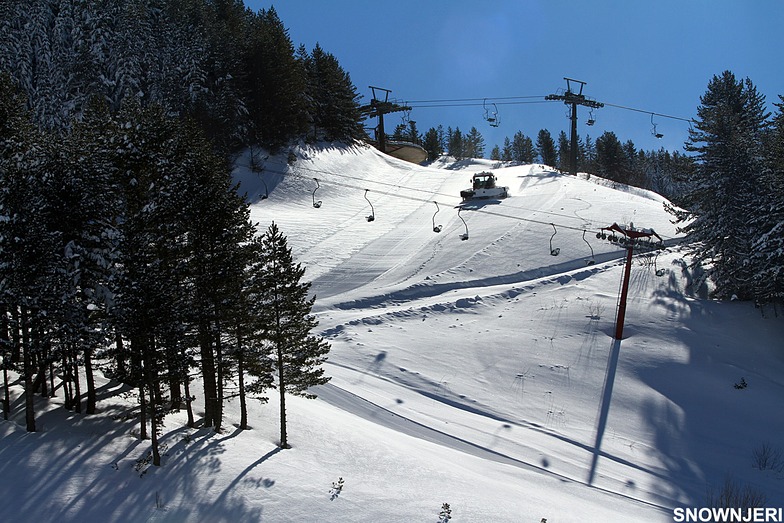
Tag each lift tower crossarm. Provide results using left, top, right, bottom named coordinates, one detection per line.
left=545, top=77, right=604, bottom=176
left=360, top=86, right=411, bottom=154
left=598, top=222, right=663, bottom=340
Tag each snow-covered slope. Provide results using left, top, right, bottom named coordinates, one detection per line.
left=2, top=143, right=782, bottom=523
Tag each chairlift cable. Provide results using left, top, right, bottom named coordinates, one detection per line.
left=256, top=165, right=683, bottom=243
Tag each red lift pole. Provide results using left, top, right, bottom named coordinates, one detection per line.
left=598, top=223, right=664, bottom=340
left=615, top=245, right=635, bottom=340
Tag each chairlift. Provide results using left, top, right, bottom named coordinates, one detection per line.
left=364, top=189, right=375, bottom=222
left=401, top=108, right=411, bottom=126
left=654, top=252, right=666, bottom=277
left=582, top=230, right=595, bottom=265
left=483, top=99, right=500, bottom=127
left=651, top=114, right=663, bottom=139
left=586, top=109, right=596, bottom=126
left=432, top=201, right=443, bottom=233
left=458, top=207, right=469, bottom=240
left=312, top=178, right=322, bottom=208
left=549, top=223, right=560, bottom=256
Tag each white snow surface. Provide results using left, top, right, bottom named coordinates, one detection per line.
left=2, top=143, right=783, bottom=522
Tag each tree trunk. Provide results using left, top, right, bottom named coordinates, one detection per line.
left=1, top=304, right=9, bottom=420
left=2, top=365, right=9, bottom=420
left=238, top=351, right=247, bottom=430
left=215, top=329, right=223, bottom=432
left=149, top=383, right=160, bottom=466
left=62, top=353, right=73, bottom=410
left=167, top=344, right=182, bottom=411
left=184, top=377, right=195, bottom=428
left=71, top=352, right=82, bottom=414
left=277, top=345, right=287, bottom=448
left=21, top=309, right=35, bottom=432
left=48, top=361, right=55, bottom=398
left=37, top=345, right=47, bottom=397
left=115, top=330, right=126, bottom=379
left=199, top=321, right=217, bottom=428
left=139, top=383, right=147, bottom=440
left=10, top=307, right=20, bottom=363
left=85, top=348, right=96, bottom=414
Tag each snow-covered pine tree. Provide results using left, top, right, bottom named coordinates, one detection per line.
left=246, top=7, right=309, bottom=149
left=257, top=222, right=331, bottom=449
left=751, top=95, right=784, bottom=307
left=235, top=236, right=275, bottom=431
left=0, top=73, right=59, bottom=432
left=669, top=70, right=770, bottom=300
left=303, top=43, right=364, bottom=143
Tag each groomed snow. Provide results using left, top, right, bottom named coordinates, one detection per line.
left=2, top=143, right=782, bottom=522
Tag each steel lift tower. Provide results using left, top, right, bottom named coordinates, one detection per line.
left=360, top=86, right=411, bottom=155
left=546, top=77, right=604, bottom=176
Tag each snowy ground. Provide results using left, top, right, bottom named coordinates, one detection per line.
left=2, top=143, right=783, bottom=522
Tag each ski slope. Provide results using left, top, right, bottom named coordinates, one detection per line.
left=2, top=143, right=782, bottom=523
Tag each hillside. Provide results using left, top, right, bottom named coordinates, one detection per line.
left=2, top=143, right=782, bottom=522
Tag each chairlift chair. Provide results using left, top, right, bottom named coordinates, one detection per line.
left=582, top=230, right=595, bottom=265
left=364, top=189, right=375, bottom=222
left=458, top=207, right=469, bottom=240
left=483, top=99, right=500, bottom=127
left=549, top=224, right=560, bottom=256
left=312, top=178, right=322, bottom=208
left=586, top=109, right=596, bottom=126
left=651, top=113, right=663, bottom=139
left=432, top=201, right=443, bottom=233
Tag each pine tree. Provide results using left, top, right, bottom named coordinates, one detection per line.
left=501, top=136, right=513, bottom=162
left=751, top=95, right=784, bottom=305
left=0, top=73, right=58, bottom=432
left=595, top=131, right=627, bottom=184
left=464, top=126, right=485, bottom=159
left=536, top=129, right=557, bottom=167
left=447, top=127, right=464, bottom=160
left=670, top=71, right=770, bottom=300
left=556, top=131, right=570, bottom=172
left=512, top=131, right=535, bottom=164
left=257, top=222, right=330, bottom=448
left=422, top=127, right=443, bottom=162
left=246, top=7, right=308, bottom=149
left=303, top=43, right=363, bottom=143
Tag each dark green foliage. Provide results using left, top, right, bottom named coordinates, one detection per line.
left=447, top=127, right=464, bottom=160
left=595, top=131, right=628, bottom=184
left=669, top=71, right=771, bottom=301
left=256, top=222, right=331, bottom=448
left=463, top=127, right=485, bottom=159
left=748, top=96, right=784, bottom=305
left=536, top=129, right=557, bottom=167
left=245, top=7, right=308, bottom=149
left=422, top=126, right=444, bottom=162
left=302, top=43, right=364, bottom=143
left=0, top=0, right=364, bottom=152
left=512, top=131, right=535, bottom=164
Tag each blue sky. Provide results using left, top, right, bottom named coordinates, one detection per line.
left=243, top=0, right=783, bottom=156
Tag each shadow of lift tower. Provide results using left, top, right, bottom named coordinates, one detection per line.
left=588, top=223, right=664, bottom=486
